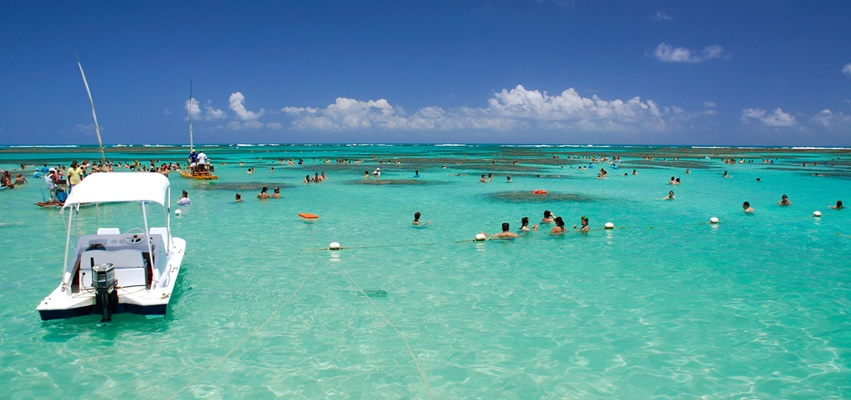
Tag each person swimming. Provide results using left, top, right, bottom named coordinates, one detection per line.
left=663, top=191, right=675, bottom=200
left=494, top=222, right=518, bottom=238
left=830, top=200, right=843, bottom=209
left=743, top=201, right=754, bottom=213
left=541, top=210, right=555, bottom=224
left=413, top=212, right=421, bottom=225
left=550, top=217, right=566, bottom=234
left=519, top=217, right=538, bottom=232
left=573, top=216, right=589, bottom=232
left=235, top=193, right=242, bottom=203
left=177, top=190, right=191, bottom=206
left=778, top=194, right=791, bottom=206
left=272, top=187, right=281, bottom=199
left=257, top=186, right=271, bottom=199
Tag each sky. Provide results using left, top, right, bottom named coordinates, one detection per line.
left=2, top=1, right=850, bottom=146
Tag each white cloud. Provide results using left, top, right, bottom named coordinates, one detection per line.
left=229, top=92, right=263, bottom=120
left=652, top=43, right=728, bottom=63
left=163, top=108, right=171, bottom=115
left=811, top=109, right=851, bottom=129
left=650, top=11, right=672, bottom=21
left=186, top=98, right=226, bottom=121
left=740, top=108, right=797, bottom=127
left=204, top=102, right=226, bottom=120
left=281, top=85, right=704, bottom=133
left=843, top=63, right=851, bottom=77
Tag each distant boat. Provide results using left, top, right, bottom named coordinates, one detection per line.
left=179, top=81, right=218, bottom=180
left=37, top=172, right=187, bottom=321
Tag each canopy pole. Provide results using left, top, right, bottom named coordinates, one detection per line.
left=61, top=208, right=74, bottom=289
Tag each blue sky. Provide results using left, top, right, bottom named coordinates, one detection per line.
left=2, top=1, right=850, bottom=146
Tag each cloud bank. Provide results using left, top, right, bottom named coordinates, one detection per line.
left=280, top=85, right=700, bottom=134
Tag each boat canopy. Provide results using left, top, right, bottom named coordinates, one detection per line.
left=61, top=173, right=171, bottom=209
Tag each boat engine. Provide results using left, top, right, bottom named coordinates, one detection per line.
left=92, top=263, right=118, bottom=322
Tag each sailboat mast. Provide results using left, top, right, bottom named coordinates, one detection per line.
left=76, top=58, right=107, bottom=166
left=188, top=80, right=194, bottom=151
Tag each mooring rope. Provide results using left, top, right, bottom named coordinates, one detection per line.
left=169, top=247, right=319, bottom=399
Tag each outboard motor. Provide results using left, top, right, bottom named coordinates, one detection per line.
left=92, top=263, right=118, bottom=322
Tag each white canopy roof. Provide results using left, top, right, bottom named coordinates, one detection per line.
left=61, top=172, right=171, bottom=209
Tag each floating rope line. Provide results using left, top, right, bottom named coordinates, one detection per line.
left=169, top=247, right=320, bottom=399
left=332, top=262, right=436, bottom=400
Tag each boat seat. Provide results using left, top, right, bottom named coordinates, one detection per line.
left=97, top=228, right=121, bottom=235
left=79, top=249, right=148, bottom=289
left=149, top=227, right=169, bottom=248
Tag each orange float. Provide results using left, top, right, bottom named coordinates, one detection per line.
left=533, top=190, right=548, bottom=195
left=298, top=213, right=319, bottom=219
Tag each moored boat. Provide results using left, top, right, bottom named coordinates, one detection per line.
left=37, top=172, right=186, bottom=321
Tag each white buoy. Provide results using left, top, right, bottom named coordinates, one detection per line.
left=604, top=222, right=614, bottom=229
left=329, top=242, right=341, bottom=250
left=813, top=210, right=822, bottom=217
left=474, top=233, right=487, bottom=241
left=175, top=209, right=182, bottom=216
left=709, top=217, right=719, bottom=224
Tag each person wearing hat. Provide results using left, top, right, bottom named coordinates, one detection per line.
left=44, top=169, right=57, bottom=201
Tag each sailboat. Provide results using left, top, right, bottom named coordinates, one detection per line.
left=179, top=81, right=218, bottom=180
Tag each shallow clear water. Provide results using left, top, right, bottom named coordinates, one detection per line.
left=1, top=144, right=850, bottom=399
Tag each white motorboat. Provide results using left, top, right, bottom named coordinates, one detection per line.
left=37, top=172, right=186, bottom=321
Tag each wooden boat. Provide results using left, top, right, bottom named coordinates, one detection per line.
left=180, top=81, right=218, bottom=180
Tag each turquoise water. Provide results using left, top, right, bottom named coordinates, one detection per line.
left=1, top=144, right=850, bottom=399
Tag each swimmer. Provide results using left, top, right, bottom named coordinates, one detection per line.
left=257, top=186, right=271, bottom=200
left=494, top=222, right=518, bottom=238
left=414, top=170, right=420, bottom=178
left=519, top=217, right=538, bottom=232
left=669, top=176, right=676, bottom=185
left=685, top=169, right=691, bottom=174
left=778, top=194, right=792, bottom=206
left=573, top=216, right=589, bottom=232
left=541, top=210, right=555, bottom=224
left=632, top=169, right=637, bottom=175
left=413, top=212, right=421, bottom=225
left=723, top=170, right=730, bottom=178
left=662, top=191, right=675, bottom=200
left=177, top=190, right=191, bottom=206
left=272, top=187, right=281, bottom=199
left=247, top=167, right=253, bottom=174
left=304, top=175, right=311, bottom=184
left=674, top=177, right=680, bottom=184
left=480, top=174, right=486, bottom=183
left=550, top=217, right=567, bottom=234
left=364, top=171, right=370, bottom=180
left=830, top=200, right=843, bottom=209
left=506, top=176, right=512, bottom=183
left=743, top=201, right=754, bottom=213
left=235, top=193, right=243, bottom=203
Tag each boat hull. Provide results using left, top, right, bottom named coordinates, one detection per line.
left=37, top=237, right=186, bottom=321
left=178, top=170, right=218, bottom=180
